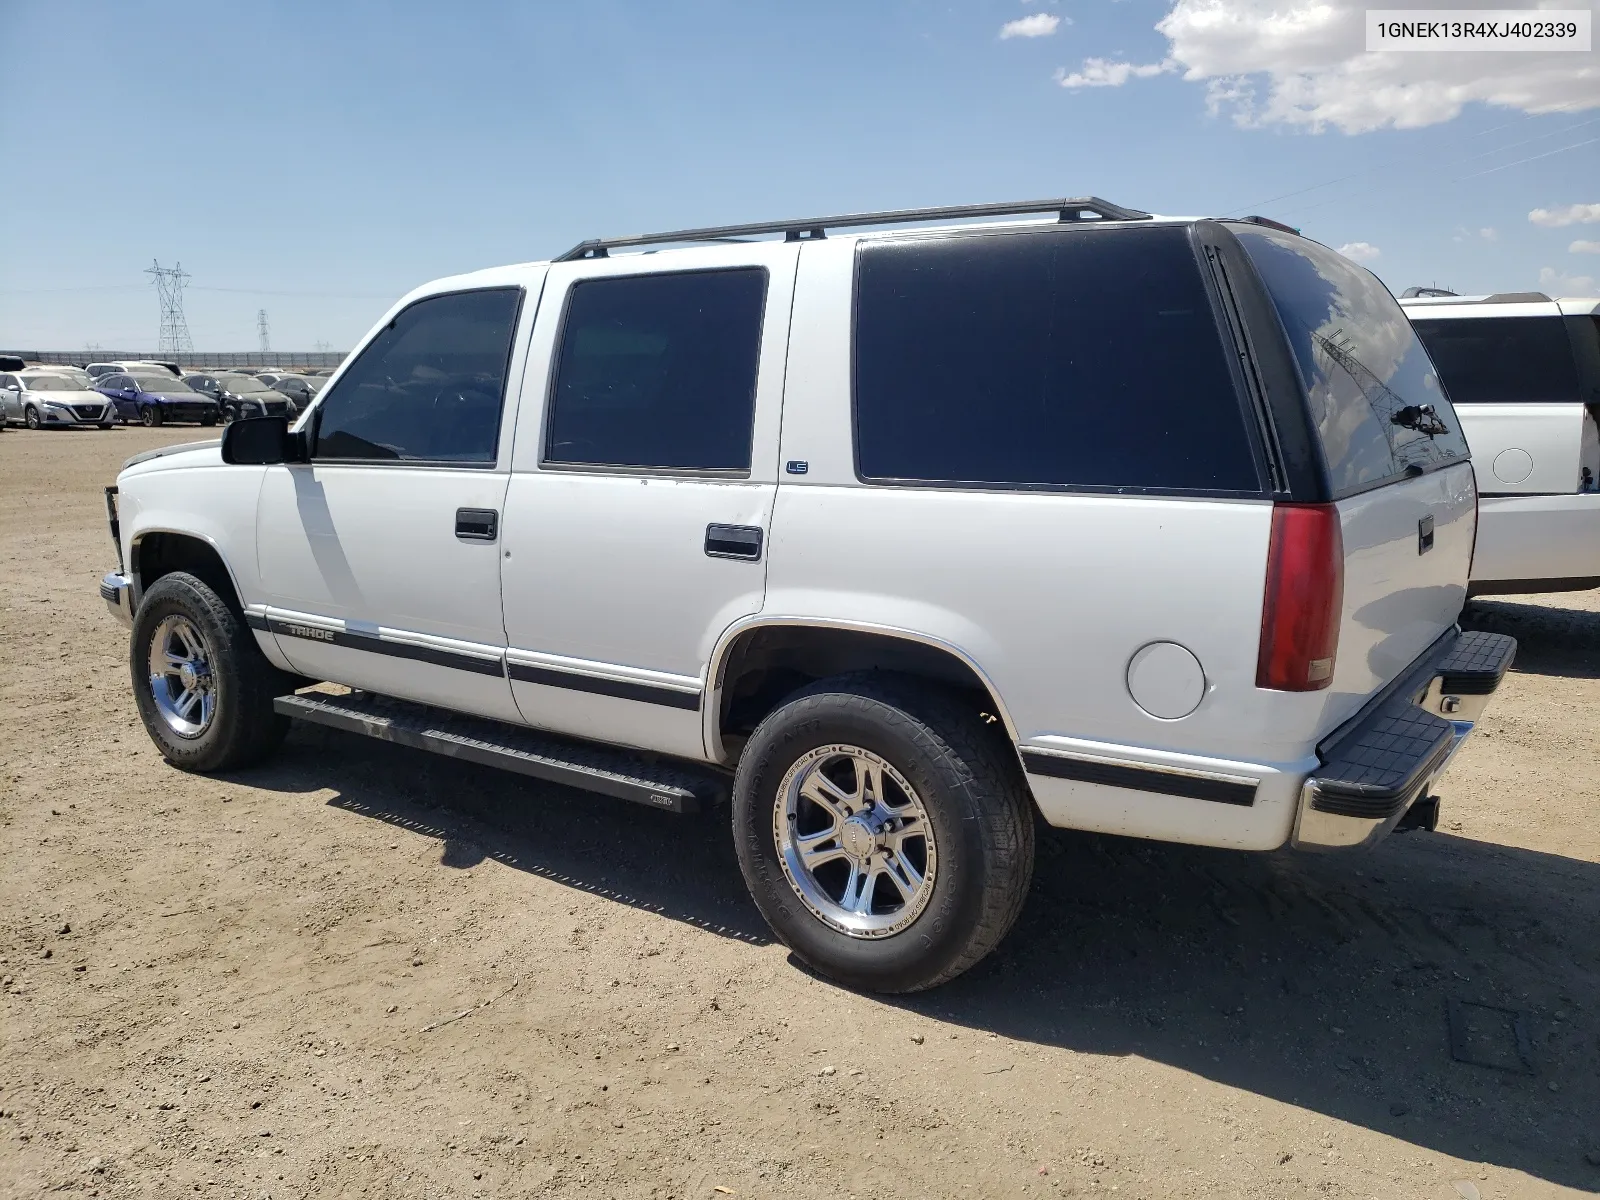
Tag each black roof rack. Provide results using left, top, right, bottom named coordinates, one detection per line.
left=553, top=196, right=1153, bottom=262
left=1236, top=215, right=1302, bottom=236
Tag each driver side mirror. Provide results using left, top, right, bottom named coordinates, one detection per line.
left=221, top=415, right=312, bottom=465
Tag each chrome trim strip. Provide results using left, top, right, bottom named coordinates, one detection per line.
left=263, top=611, right=506, bottom=678
left=506, top=661, right=701, bottom=710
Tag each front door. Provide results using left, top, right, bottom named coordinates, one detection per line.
left=255, top=284, right=536, bottom=723
left=499, top=245, right=797, bottom=761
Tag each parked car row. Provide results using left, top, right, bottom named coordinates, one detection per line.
left=2, top=360, right=329, bottom=428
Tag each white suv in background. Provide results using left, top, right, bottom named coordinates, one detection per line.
left=1401, top=291, right=1600, bottom=595
left=99, top=199, right=1515, bottom=992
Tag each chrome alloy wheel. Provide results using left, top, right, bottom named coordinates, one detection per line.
left=148, top=614, right=217, bottom=739
left=773, top=744, right=937, bottom=938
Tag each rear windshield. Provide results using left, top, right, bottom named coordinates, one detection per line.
left=852, top=224, right=1261, bottom=493
left=1233, top=225, right=1469, bottom=497
left=1408, top=316, right=1582, bottom=405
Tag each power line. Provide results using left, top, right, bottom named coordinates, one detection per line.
left=1452, top=136, right=1600, bottom=182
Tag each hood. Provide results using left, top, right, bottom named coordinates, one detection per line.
left=120, top=440, right=224, bottom=475
left=29, top=389, right=106, bottom=403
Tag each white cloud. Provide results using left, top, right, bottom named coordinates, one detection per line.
left=1530, top=203, right=1600, bottom=228
left=1056, top=57, right=1173, bottom=88
left=1054, top=0, right=1600, bottom=132
left=1571, top=240, right=1600, bottom=255
left=1337, top=241, right=1381, bottom=262
left=1479, top=228, right=1498, bottom=242
left=1538, top=266, right=1597, bottom=294
left=1001, top=13, right=1063, bottom=38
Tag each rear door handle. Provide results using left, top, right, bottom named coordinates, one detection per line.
left=705, top=524, right=763, bottom=561
left=455, top=508, right=498, bottom=542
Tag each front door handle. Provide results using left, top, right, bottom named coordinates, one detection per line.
left=455, top=508, right=498, bottom=542
left=705, top=524, right=763, bottom=561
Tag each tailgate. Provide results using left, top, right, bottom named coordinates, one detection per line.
left=1332, top=461, right=1476, bottom=710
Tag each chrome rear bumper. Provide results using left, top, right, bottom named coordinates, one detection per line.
left=1292, top=629, right=1516, bottom=850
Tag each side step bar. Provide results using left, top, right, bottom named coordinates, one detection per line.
left=274, top=691, right=729, bottom=814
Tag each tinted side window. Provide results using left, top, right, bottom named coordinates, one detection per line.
left=314, top=288, right=522, bottom=463
left=1233, top=225, right=1469, bottom=496
left=1409, top=316, right=1581, bottom=405
left=546, top=269, right=766, bottom=471
left=853, top=225, right=1260, bottom=492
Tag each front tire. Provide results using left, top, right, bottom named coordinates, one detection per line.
left=733, top=673, right=1034, bottom=993
left=24, top=406, right=40, bottom=430
left=141, top=406, right=162, bottom=427
left=130, top=571, right=291, bottom=772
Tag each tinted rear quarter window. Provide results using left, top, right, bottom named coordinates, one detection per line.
left=545, top=268, right=767, bottom=472
left=314, top=287, right=522, bottom=463
left=1232, top=225, right=1469, bottom=496
left=852, top=224, right=1261, bottom=492
left=1408, top=316, right=1582, bottom=405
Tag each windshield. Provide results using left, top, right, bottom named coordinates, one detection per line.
left=22, top=374, right=81, bottom=392
left=133, top=375, right=194, bottom=393
left=217, top=374, right=274, bottom=394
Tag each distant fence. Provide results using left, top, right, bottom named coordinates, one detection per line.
left=8, top=350, right=348, bottom=370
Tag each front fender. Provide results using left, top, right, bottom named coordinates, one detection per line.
left=119, top=464, right=269, bottom=610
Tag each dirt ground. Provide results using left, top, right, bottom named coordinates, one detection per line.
left=2, top=424, right=1597, bottom=1200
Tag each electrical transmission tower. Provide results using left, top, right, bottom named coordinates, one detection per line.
left=257, top=309, right=271, bottom=354
left=145, top=261, right=193, bottom=354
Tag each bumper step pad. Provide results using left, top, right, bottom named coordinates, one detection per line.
left=1437, top=629, right=1517, bottom=695
left=1308, top=707, right=1454, bottom=820
left=1305, top=630, right=1516, bottom=823
left=274, top=691, right=728, bottom=814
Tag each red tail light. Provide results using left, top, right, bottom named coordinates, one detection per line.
left=1257, top=503, right=1344, bottom=691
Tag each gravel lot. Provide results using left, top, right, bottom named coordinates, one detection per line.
left=2, top=425, right=1598, bottom=1200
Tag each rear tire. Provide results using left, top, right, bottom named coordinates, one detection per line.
left=130, top=571, right=291, bottom=772
left=200, top=414, right=218, bottom=427
left=733, top=673, right=1034, bottom=993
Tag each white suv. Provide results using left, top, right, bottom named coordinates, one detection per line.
left=99, top=198, right=1515, bottom=992
left=1400, top=291, right=1600, bottom=595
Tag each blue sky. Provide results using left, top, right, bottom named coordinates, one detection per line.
left=1, top=0, right=1595, bottom=351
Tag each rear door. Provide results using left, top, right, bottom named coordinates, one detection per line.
left=1231, top=225, right=1476, bottom=712
left=500, top=245, right=796, bottom=761
left=1406, top=303, right=1593, bottom=495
